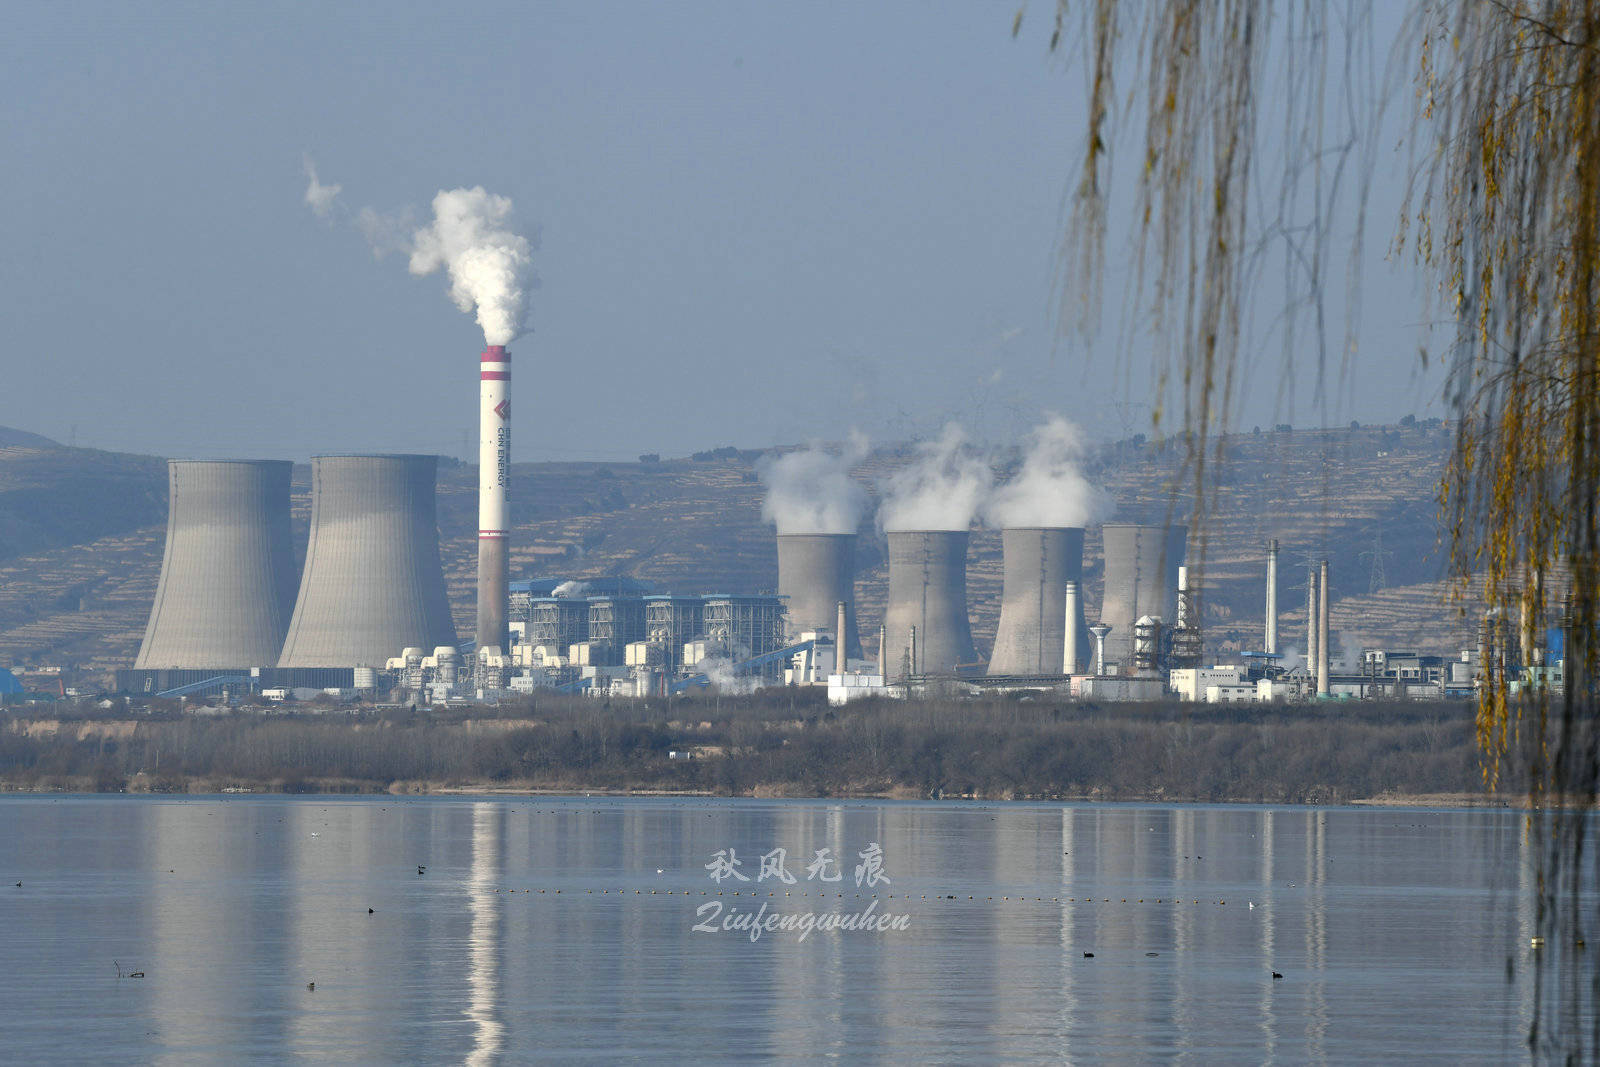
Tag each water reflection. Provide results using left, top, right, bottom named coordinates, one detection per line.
left=3, top=797, right=1544, bottom=1063
left=465, top=804, right=503, bottom=1066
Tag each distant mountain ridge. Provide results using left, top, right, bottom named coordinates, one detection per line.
left=0, top=422, right=1469, bottom=671
left=0, top=426, right=62, bottom=450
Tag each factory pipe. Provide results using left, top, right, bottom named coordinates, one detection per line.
left=836, top=600, right=849, bottom=675
left=1317, top=559, right=1331, bottom=696
left=1063, top=580, right=1081, bottom=675
left=477, top=345, right=512, bottom=654
left=1306, top=565, right=1319, bottom=682
left=1265, top=539, right=1278, bottom=655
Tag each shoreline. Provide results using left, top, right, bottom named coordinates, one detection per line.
left=0, top=779, right=1523, bottom=808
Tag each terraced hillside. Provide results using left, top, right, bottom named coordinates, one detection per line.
left=0, top=420, right=1471, bottom=672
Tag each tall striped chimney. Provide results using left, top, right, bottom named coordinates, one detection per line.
left=478, top=345, right=511, bottom=652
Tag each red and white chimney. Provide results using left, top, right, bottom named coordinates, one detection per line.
left=477, top=345, right=511, bottom=652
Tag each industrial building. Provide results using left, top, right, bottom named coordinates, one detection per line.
left=277, top=454, right=458, bottom=669
left=134, top=460, right=299, bottom=671
left=987, top=526, right=1086, bottom=677
left=1098, top=524, right=1186, bottom=670
left=882, top=531, right=980, bottom=680
left=777, top=533, right=862, bottom=659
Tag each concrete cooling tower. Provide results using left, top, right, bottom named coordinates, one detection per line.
left=1098, top=523, right=1187, bottom=669
left=277, top=454, right=458, bottom=668
left=988, top=527, right=1086, bottom=676
left=883, top=531, right=979, bottom=680
left=134, top=460, right=299, bottom=669
left=776, top=533, right=861, bottom=660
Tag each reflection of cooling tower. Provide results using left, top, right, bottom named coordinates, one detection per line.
left=1099, top=523, right=1186, bottom=667
left=134, top=460, right=298, bottom=669
left=278, top=455, right=457, bottom=668
left=883, top=531, right=978, bottom=679
left=776, top=534, right=861, bottom=659
left=988, top=527, right=1085, bottom=676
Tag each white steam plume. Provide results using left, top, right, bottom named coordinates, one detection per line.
left=408, top=187, right=534, bottom=346
left=757, top=433, right=870, bottom=535
left=552, top=580, right=589, bottom=598
left=302, top=156, right=342, bottom=218
left=879, top=424, right=993, bottom=532
left=299, top=162, right=534, bottom=345
left=982, top=415, right=1108, bottom=529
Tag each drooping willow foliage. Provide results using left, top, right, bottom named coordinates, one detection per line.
left=1026, top=0, right=1600, bottom=1057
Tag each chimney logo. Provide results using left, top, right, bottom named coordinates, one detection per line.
left=493, top=399, right=510, bottom=421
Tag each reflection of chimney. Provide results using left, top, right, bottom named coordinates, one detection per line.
left=1317, top=559, right=1331, bottom=696
left=1063, top=580, right=1081, bottom=674
left=1090, top=624, right=1111, bottom=677
left=1306, top=565, right=1319, bottom=680
left=1265, top=539, right=1279, bottom=655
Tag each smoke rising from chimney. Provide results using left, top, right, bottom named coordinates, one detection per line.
left=879, top=424, right=992, bottom=532
left=408, top=187, right=534, bottom=346
left=758, top=433, right=870, bottom=535
left=982, top=415, right=1107, bottom=529
left=300, top=163, right=535, bottom=345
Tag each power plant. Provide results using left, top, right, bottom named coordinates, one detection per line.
left=776, top=533, right=861, bottom=660
left=1098, top=523, right=1187, bottom=670
left=987, top=527, right=1085, bottom=676
left=277, top=454, right=457, bottom=670
left=134, top=460, right=298, bottom=670
left=882, top=531, right=979, bottom=680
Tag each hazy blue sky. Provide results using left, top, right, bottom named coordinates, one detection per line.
left=2, top=2, right=1439, bottom=463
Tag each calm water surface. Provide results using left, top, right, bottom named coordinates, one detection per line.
left=0, top=796, right=1538, bottom=1063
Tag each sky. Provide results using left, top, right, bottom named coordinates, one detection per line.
left=1, top=1, right=1444, bottom=463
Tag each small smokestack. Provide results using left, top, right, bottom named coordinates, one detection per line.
left=1306, top=565, right=1319, bottom=680
left=1317, top=559, right=1331, bottom=696
left=908, top=625, right=918, bottom=678
left=1063, top=580, right=1081, bottom=674
left=836, top=600, right=849, bottom=675
left=1090, top=624, right=1111, bottom=677
left=1265, top=539, right=1278, bottom=655
left=477, top=345, right=511, bottom=653
left=878, top=623, right=886, bottom=678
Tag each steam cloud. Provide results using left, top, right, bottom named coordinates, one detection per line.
left=302, top=157, right=341, bottom=218
left=757, top=433, right=870, bottom=535
left=879, top=424, right=993, bottom=532
left=982, top=415, right=1107, bottom=529
left=552, top=580, right=589, bottom=598
left=408, top=187, right=534, bottom=346
left=301, top=160, right=535, bottom=345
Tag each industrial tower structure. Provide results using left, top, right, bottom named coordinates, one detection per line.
left=988, top=526, right=1086, bottom=676
left=882, top=531, right=979, bottom=679
left=134, top=460, right=298, bottom=669
left=277, top=454, right=457, bottom=669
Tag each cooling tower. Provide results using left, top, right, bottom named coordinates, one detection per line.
left=1098, top=523, right=1187, bottom=668
left=134, top=460, right=298, bottom=669
left=277, top=454, right=458, bottom=668
left=988, top=527, right=1085, bottom=676
left=776, top=533, right=861, bottom=659
left=883, top=531, right=978, bottom=679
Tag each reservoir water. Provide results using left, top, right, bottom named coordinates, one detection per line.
left=1, top=796, right=1537, bottom=1062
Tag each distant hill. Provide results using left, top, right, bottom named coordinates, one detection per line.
left=0, top=421, right=1472, bottom=671
left=0, top=426, right=62, bottom=450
